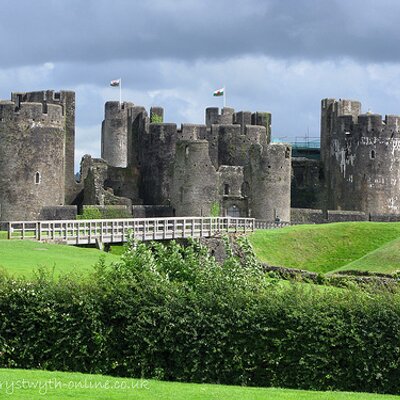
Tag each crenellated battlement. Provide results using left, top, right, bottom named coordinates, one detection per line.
left=333, top=113, right=400, bottom=139
left=148, top=123, right=177, bottom=142
left=11, top=90, right=72, bottom=104
left=244, top=125, right=268, bottom=145
left=0, top=101, right=63, bottom=125
left=178, top=123, right=207, bottom=140
left=322, top=98, right=400, bottom=140
left=205, top=107, right=235, bottom=126
left=205, top=107, right=271, bottom=141
left=104, top=101, right=135, bottom=119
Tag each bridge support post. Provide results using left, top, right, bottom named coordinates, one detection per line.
left=95, top=238, right=103, bottom=251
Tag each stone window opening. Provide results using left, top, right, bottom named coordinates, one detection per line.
left=241, top=181, right=250, bottom=197
left=16, top=94, right=22, bottom=109
left=224, top=183, right=230, bottom=195
left=370, top=150, right=376, bottom=160
left=285, top=147, right=290, bottom=158
left=35, top=171, right=41, bottom=185
left=185, top=145, right=189, bottom=158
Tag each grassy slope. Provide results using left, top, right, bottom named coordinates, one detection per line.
left=249, top=222, right=400, bottom=273
left=334, top=236, right=400, bottom=274
left=0, top=369, right=398, bottom=400
left=0, top=239, right=120, bottom=277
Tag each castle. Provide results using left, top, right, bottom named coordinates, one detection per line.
left=0, top=90, right=291, bottom=222
left=1, top=90, right=400, bottom=223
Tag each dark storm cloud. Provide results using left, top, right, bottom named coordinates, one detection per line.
left=2, top=0, right=400, bottom=169
left=2, top=0, right=400, bottom=69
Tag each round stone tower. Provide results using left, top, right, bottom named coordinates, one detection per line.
left=101, top=101, right=134, bottom=167
left=246, top=143, right=292, bottom=222
left=0, top=101, right=66, bottom=221
left=171, top=140, right=219, bottom=216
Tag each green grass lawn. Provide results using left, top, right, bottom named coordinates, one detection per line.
left=0, top=239, right=120, bottom=277
left=333, top=236, right=400, bottom=274
left=109, top=243, right=126, bottom=256
left=249, top=222, right=400, bottom=273
left=0, top=369, right=398, bottom=400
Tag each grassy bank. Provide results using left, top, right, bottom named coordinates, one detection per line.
left=334, top=236, right=400, bottom=274
left=249, top=222, right=400, bottom=273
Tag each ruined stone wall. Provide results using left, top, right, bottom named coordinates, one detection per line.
left=106, top=166, right=139, bottom=203
left=82, top=157, right=132, bottom=208
left=218, top=165, right=248, bottom=217
left=246, top=143, right=292, bottom=221
left=131, top=205, right=173, bottom=218
left=39, top=205, right=77, bottom=220
left=0, top=101, right=66, bottom=221
left=321, top=98, right=400, bottom=214
left=171, top=140, right=219, bottom=216
left=290, top=208, right=368, bottom=224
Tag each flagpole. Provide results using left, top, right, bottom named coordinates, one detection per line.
left=119, top=78, right=122, bottom=108
left=223, top=85, right=226, bottom=108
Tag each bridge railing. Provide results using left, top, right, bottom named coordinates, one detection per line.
left=7, top=217, right=255, bottom=244
left=254, top=220, right=291, bottom=230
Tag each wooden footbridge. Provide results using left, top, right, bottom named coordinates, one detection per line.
left=6, top=217, right=290, bottom=246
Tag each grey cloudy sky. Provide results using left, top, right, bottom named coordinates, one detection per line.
left=1, top=0, right=400, bottom=170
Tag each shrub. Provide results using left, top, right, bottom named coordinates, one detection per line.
left=150, top=114, right=163, bottom=123
left=77, top=207, right=131, bottom=220
left=1, top=240, right=400, bottom=393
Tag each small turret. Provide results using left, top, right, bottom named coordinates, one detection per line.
left=101, top=101, right=135, bottom=168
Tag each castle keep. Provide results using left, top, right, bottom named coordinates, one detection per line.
left=1, top=89, right=400, bottom=223
left=96, top=102, right=291, bottom=221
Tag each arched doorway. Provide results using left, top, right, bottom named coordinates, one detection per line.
left=227, top=204, right=240, bottom=217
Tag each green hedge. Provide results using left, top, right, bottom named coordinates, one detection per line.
left=1, top=240, right=400, bottom=394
